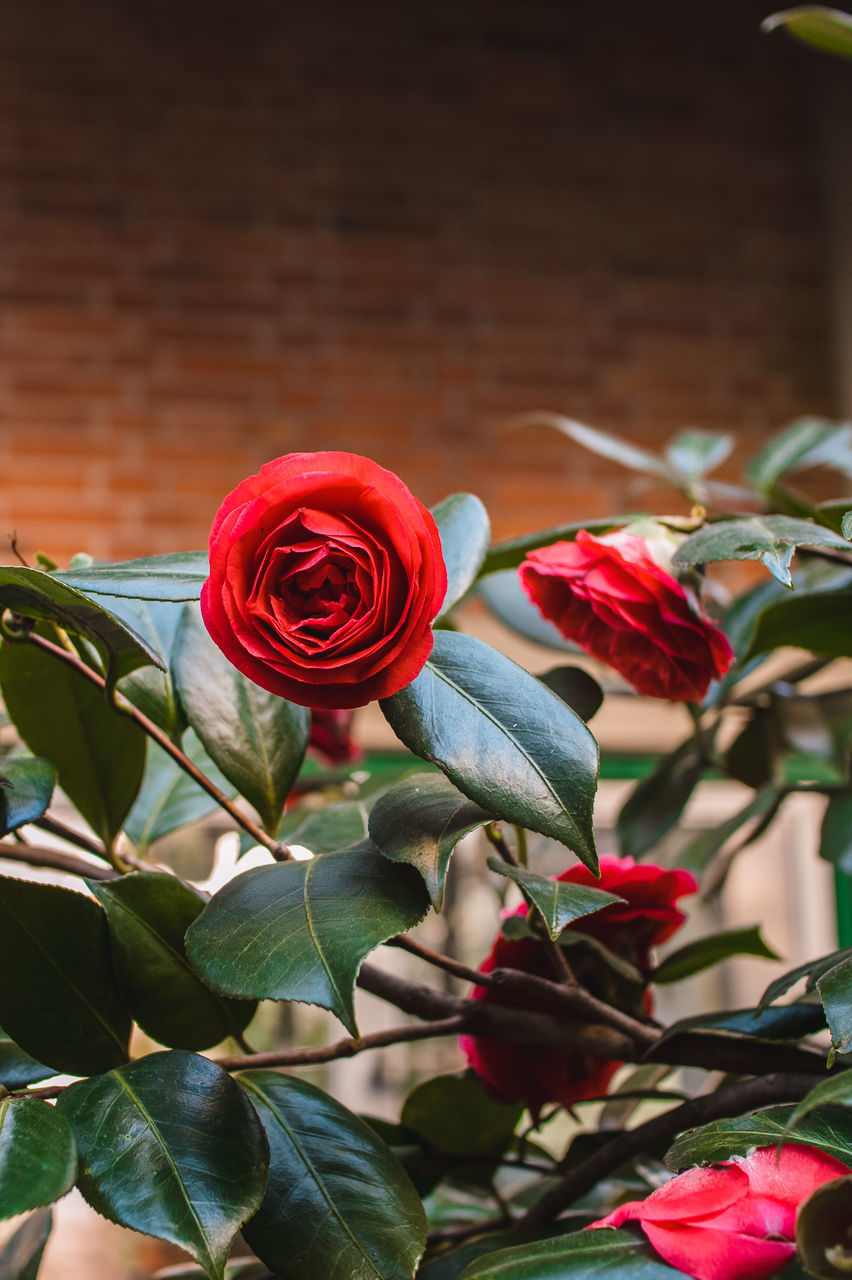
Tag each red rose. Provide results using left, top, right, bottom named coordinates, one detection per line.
left=460, top=856, right=696, bottom=1119
left=519, top=530, right=733, bottom=702
left=591, top=1143, right=851, bottom=1280
left=201, top=452, right=447, bottom=709
left=308, top=708, right=361, bottom=766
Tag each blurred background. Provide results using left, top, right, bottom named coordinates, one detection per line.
left=1, top=1, right=847, bottom=1275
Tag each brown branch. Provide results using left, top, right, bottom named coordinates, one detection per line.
left=216, top=1015, right=467, bottom=1071
left=519, top=1071, right=825, bottom=1229
left=19, top=630, right=292, bottom=861
left=0, top=841, right=118, bottom=881
left=390, top=935, right=658, bottom=1046
left=31, top=814, right=110, bottom=859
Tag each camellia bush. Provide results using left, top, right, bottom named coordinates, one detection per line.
left=2, top=420, right=852, bottom=1280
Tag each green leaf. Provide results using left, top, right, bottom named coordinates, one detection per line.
left=401, top=1073, right=522, bottom=1160
left=746, top=591, right=852, bottom=661
left=783, top=1070, right=852, bottom=1137
left=0, top=1029, right=54, bottom=1090
left=369, top=773, right=491, bottom=910
left=479, top=517, right=643, bottom=577
left=0, top=1207, right=53, bottom=1280
left=240, top=1071, right=426, bottom=1280
left=457, top=1228, right=690, bottom=1280
left=542, top=416, right=670, bottom=478
left=617, top=740, right=704, bottom=859
left=0, top=757, right=56, bottom=835
left=54, top=552, right=209, bottom=601
left=672, top=517, right=851, bottom=587
left=58, top=1050, right=269, bottom=1280
left=0, top=1097, right=76, bottom=1219
left=665, top=429, right=733, bottom=479
left=675, top=786, right=783, bottom=874
left=761, top=947, right=852, bottom=1008
left=843, top=511, right=852, bottom=540
left=0, top=567, right=161, bottom=684
left=90, top=873, right=255, bottom=1051
left=747, top=419, right=852, bottom=488
left=186, top=842, right=429, bottom=1035
left=381, top=632, right=599, bottom=872
left=0, top=876, right=130, bottom=1075
left=650, top=926, right=778, bottom=985
left=122, top=731, right=237, bottom=852
left=665, top=1104, right=852, bottom=1170
left=651, top=1001, right=825, bottom=1050
left=114, top=599, right=189, bottom=740
left=796, top=1174, right=852, bottom=1279
left=477, top=570, right=578, bottom=650
left=487, top=858, right=623, bottom=941
left=821, top=791, right=852, bottom=876
left=432, top=493, right=491, bottom=619
left=174, top=606, right=309, bottom=835
left=819, top=955, right=852, bottom=1062
left=0, top=633, right=146, bottom=848
left=281, top=799, right=371, bottom=854
left=763, top=7, right=852, bottom=59
left=537, top=666, right=603, bottom=722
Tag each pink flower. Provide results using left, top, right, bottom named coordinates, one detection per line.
left=460, top=857, right=696, bottom=1119
left=519, top=530, right=733, bottom=702
left=591, top=1144, right=851, bottom=1280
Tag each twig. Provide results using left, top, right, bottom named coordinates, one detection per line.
left=0, top=841, right=118, bottom=881
left=216, top=1016, right=467, bottom=1071
left=30, top=813, right=108, bottom=859
left=17, top=630, right=292, bottom=861
left=390, top=935, right=658, bottom=1046
left=519, top=1071, right=826, bottom=1229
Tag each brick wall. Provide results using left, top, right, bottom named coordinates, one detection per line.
left=0, top=0, right=835, bottom=564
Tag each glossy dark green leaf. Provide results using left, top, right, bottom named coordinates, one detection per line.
left=665, top=429, right=733, bottom=479
left=369, top=773, right=491, bottom=909
left=152, top=1265, right=274, bottom=1280
left=818, top=955, right=852, bottom=1062
left=90, top=873, right=255, bottom=1051
left=617, top=740, right=703, bottom=859
left=665, top=1104, right=852, bottom=1170
left=281, top=800, right=371, bottom=855
left=0, top=1097, right=76, bottom=1218
left=651, top=1001, right=825, bottom=1051
left=0, top=876, right=129, bottom=1075
left=747, top=419, right=852, bottom=488
left=174, top=607, right=309, bottom=835
left=672, top=517, right=850, bottom=587
left=0, top=1207, right=52, bottom=1280
left=537, top=666, right=603, bottom=722
left=675, top=786, right=783, bottom=873
left=381, top=632, right=599, bottom=871
left=401, top=1073, right=522, bottom=1160
left=114, top=599, right=189, bottom=739
left=186, top=842, right=429, bottom=1034
left=746, top=591, right=852, bottom=661
left=487, top=859, right=623, bottom=941
left=479, top=517, right=643, bottom=577
left=0, top=757, right=56, bottom=836
left=0, top=634, right=146, bottom=847
left=240, top=1071, right=426, bottom=1280
left=432, top=493, right=491, bottom=619
left=820, top=791, right=852, bottom=876
left=122, top=732, right=237, bottom=852
left=0, top=567, right=160, bottom=684
left=0, top=1029, right=54, bottom=1090
left=457, top=1228, right=690, bottom=1280
left=650, top=926, right=778, bottom=985
left=58, top=1050, right=269, bottom=1280
left=796, top=1174, right=852, bottom=1279
left=783, top=1070, right=852, bottom=1137
left=54, top=552, right=208, bottom=601
left=761, top=947, right=852, bottom=1008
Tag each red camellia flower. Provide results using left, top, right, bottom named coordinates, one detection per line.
left=591, top=1144, right=851, bottom=1280
left=201, top=452, right=447, bottom=709
left=519, top=529, right=733, bottom=702
left=460, top=856, right=696, bottom=1119
left=308, top=708, right=361, bottom=766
